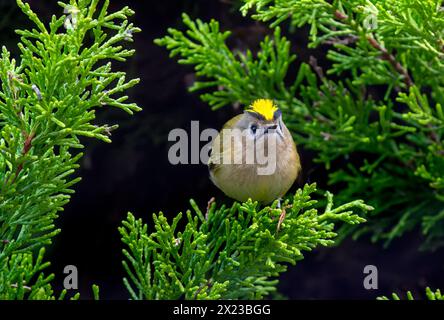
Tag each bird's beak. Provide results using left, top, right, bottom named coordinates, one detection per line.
left=264, top=124, right=277, bottom=135
left=263, top=123, right=284, bottom=139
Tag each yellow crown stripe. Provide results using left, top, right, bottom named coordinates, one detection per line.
left=246, top=99, right=278, bottom=121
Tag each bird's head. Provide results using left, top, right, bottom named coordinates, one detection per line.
left=236, top=99, right=284, bottom=140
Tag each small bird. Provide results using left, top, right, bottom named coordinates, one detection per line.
left=208, top=99, right=301, bottom=204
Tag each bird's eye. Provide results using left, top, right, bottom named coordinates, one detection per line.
left=250, top=124, right=258, bottom=134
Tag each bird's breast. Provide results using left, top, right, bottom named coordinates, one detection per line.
left=210, top=135, right=300, bottom=203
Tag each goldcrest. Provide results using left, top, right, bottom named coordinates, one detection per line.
left=208, top=99, right=301, bottom=204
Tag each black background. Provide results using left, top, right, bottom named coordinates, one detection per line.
left=1, top=0, right=444, bottom=299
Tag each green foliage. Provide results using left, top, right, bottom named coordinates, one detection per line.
left=156, top=1, right=444, bottom=250
left=154, top=14, right=298, bottom=110
left=0, top=247, right=74, bottom=300
left=0, top=0, right=140, bottom=299
left=119, top=183, right=371, bottom=300
left=378, top=287, right=444, bottom=300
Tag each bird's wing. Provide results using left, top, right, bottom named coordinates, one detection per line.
left=208, top=114, right=243, bottom=176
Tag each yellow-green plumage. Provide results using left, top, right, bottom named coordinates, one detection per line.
left=208, top=100, right=301, bottom=204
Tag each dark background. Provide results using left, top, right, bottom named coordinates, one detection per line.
left=1, top=0, right=444, bottom=299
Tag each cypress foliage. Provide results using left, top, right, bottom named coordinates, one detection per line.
left=156, top=0, right=444, bottom=250
left=120, top=184, right=371, bottom=299
left=0, top=0, right=140, bottom=299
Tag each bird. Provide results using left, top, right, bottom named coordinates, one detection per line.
left=208, top=99, right=301, bottom=204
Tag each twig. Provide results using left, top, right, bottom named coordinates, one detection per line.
left=13, top=131, right=35, bottom=183
left=367, top=37, right=414, bottom=88
left=334, top=10, right=348, bottom=20
left=309, top=56, right=336, bottom=95
left=194, top=279, right=213, bottom=299
left=276, top=204, right=292, bottom=233
left=332, top=10, right=414, bottom=88
left=205, top=197, right=215, bottom=220
left=309, top=56, right=325, bottom=80
left=323, top=35, right=359, bottom=46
